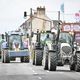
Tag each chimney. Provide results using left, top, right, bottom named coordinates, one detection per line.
left=37, top=6, right=45, bottom=15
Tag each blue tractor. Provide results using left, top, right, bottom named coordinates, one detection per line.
left=1, top=31, right=30, bottom=63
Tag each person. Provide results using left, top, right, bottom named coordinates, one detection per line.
left=45, top=34, right=51, bottom=41
left=1, top=40, right=8, bottom=49
left=44, top=34, right=51, bottom=45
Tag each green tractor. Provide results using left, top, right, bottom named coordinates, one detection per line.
left=43, top=29, right=80, bottom=72
left=1, top=31, right=30, bottom=63
left=43, top=30, right=57, bottom=70
left=31, top=29, right=44, bottom=65
left=31, top=29, right=56, bottom=66
left=43, top=30, right=73, bottom=71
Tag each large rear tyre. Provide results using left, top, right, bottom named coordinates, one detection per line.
left=24, top=56, right=30, bottom=63
left=21, top=56, right=30, bottom=63
left=48, top=51, right=57, bottom=71
left=43, top=47, right=48, bottom=70
left=1, top=51, right=4, bottom=63
left=70, top=56, right=75, bottom=71
left=32, top=51, right=35, bottom=65
left=35, top=49, right=43, bottom=66
left=75, top=53, right=80, bottom=72
left=70, top=64, right=75, bottom=71
left=4, top=50, right=10, bottom=63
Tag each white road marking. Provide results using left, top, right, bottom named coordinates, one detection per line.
left=32, top=70, right=35, bottom=73
left=38, top=77, right=42, bottom=79
left=34, top=72, right=38, bottom=74
left=47, top=71, right=49, bottom=72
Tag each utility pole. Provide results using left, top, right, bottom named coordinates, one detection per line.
left=58, top=11, right=60, bottom=21
left=30, top=8, right=32, bottom=45
left=56, top=11, right=60, bottom=44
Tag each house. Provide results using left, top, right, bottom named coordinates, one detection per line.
left=20, top=6, right=52, bottom=33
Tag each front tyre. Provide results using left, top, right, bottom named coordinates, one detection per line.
left=48, top=51, right=57, bottom=71
left=75, top=52, right=80, bottom=72
left=35, top=49, right=43, bottom=66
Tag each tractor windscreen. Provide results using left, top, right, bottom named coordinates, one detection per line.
left=10, top=35, right=21, bottom=43
left=41, top=33, right=55, bottom=41
left=59, top=32, right=72, bottom=45
left=9, top=34, right=21, bottom=49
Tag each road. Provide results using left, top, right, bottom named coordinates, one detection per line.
left=0, top=59, right=80, bottom=80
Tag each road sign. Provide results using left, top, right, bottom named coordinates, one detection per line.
left=62, top=23, right=80, bottom=32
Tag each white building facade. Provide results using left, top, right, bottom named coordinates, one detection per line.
left=20, top=7, right=52, bottom=33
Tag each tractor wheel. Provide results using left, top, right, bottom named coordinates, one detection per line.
left=1, top=51, right=4, bottom=63
left=24, top=56, right=30, bottom=63
left=70, top=64, right=75, bottom=71
left=69, top=56, right=75, bottom=71
left=35, top=49, right=43, bottom=66
left=48, top=51, right=57, bottom=71
left=4, top=50, right=10, bottom=63
left=32, top=51, right=35, bottom=65
left=43, top=47, right=48, bottom=70
left=75, top=52, right=80, bottom=72
left=21, top=57, right=24, bottom=62
left=21, top=56, right=30, bottom=63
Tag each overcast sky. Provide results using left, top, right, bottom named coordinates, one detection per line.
left=0, top=0, right=80, bottom=33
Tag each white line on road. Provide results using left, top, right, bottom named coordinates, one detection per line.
left=34, top=72, right=38, bottom=74
left=38, top=77, right=42, bottom=79
left=47, top=71, right=49, bottom=72
left=32, top=70, right=35, bottom=73
left=30, top=68, right=38, bottom=75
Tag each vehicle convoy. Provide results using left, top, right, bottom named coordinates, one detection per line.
left=42, top=24, right=80, bottom=72
left=43, top=31, right=73, bottom=70
left=31, top=29, right=55, bottom=66
left=30, top=22, right=80, bottom=71
left=1, top=31, right=30, bottom=63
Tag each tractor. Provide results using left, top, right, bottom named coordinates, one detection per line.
left=31, top=29, right=55, bottom=66
left=43, top=29, right=73, bottom=71
left=69, top=35, right=80, bottom=72
left=31, top=29, right=43, bottom=65
left=1, top=31, right=30, bottom=63
left=43, top=27, right=80, bottom=72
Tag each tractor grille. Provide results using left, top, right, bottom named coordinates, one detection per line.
left=62, top=46, right=72, bottom=55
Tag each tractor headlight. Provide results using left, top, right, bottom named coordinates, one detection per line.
left=77, top=46, right=80, bottom=51
left=48, top=44, right=53, bottom=50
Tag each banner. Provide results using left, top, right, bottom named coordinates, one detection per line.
left=60, top=3, right=64, bottom=13
left=62, top=23, right=80, bottom=32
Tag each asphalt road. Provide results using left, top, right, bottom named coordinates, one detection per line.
left=0, top=59, right=80, bottom=80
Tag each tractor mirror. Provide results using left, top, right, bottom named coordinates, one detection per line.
left=24, top=11, right=27, bottom=18
left=27, top=34, right=29, bottom=38
left=2, top=34, right=4, bottom=39
left=73, top=42, right=77, bottom=49
left=31, top=32, right=34, bottom=37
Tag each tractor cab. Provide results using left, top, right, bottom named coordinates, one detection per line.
left=1, top=31, right=30, bottom=63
